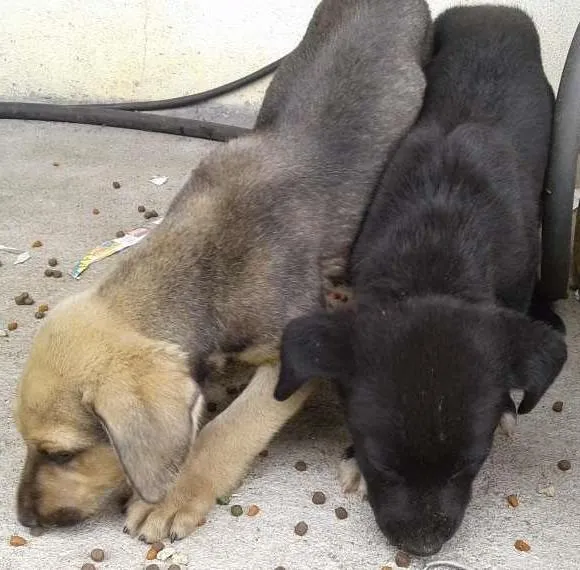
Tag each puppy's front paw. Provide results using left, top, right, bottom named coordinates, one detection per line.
left=338, top=455, right=367, bottom=499
left=499, top=411, right=517, bottom=438
left=124, top=480, right=214, bottom=543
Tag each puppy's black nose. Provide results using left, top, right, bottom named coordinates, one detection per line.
left=399, top=538, right=443, bottom=557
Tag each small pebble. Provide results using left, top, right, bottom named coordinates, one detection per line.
left=44, top=268, right=54, bottom=277
left=92, top=208, right=100, bottom=215
left=112, top=181, right=121, bottom=189
left=52, top=270, right=63, bottom=278
left=24, top=297, right=35, bottom=305
left=247, top=504, right=260, bottom=517
left=116, top=230, right=126, bottom=238
left=507, top=494, right=519, bottom=508
left=259, top=449, right=269, bottom=458
left=38, top=304, right=49, bottom=313
left=144, top=209, right=159, bottom=219
left=48, top=258, right=58, bottom=267
left=9, top=535, right=27, bottom=546
left=231, top=504, right=244, bottom=517
left=31, top=240, right=43, bottom=248
left=217, top=495, right=231, bottom=505
left=207, top=401, right=218, bottom=413
left=312, top=491, right=326, bottom=505
left=274, top=567, right=286, bottom=570
left=52, top=162, right=60, bottom=166
left=7, top=322, right=18, bottom=331
left=146, top=566, right=160, bottom=570
left=81, top=564, right=96, bottom=570
left=29, top=527, right=44, bottom=537
left=294, top=460, right=307, bottom=472
left=395, top=551, right=411, bottom=567
left=557, top=459, right=571, bottom=471
left=34, top=311, right=45, bottom=320
left=90, top=548, right=105, bottom=562
left=514, top=539, right=531, bottom=552
left=334, top=507, right=348, bottom=520
left=138, top=205, right=146, bottom=213
left=168, top=565, right=181, bottom=570
left=552, top=401, right=564, bottom=412
left=294, top=521, right=308, bottom=536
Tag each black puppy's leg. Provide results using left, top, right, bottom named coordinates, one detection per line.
left=338, top=445, right=367, bottom=497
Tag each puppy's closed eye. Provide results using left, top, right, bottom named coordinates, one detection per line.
left=39, top=450, right=80, bottom=465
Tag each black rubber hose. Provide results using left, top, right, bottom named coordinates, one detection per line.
left=0, top=57, right=285, bottom=139
left=76, top=57, right=285, bottom=111
left=0, top=102, right=251, bottom=141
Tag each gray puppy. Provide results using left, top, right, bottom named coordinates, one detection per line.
left=15, top=0, right=431, bottom=542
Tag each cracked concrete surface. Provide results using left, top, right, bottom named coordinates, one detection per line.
left=0, top=111, right=578, bottom=570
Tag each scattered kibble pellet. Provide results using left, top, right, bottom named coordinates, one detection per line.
left=48, top=257, right=58, bottom=267
left=294, top=521, right=308, bottom=536
left=29, top=527, right=44, bottom=537
left=217, top=495, right=231, bottom=505
left=231, top=505, right=243, bottom=517
left=514, top=539, right=531, bottom=552
left=138, top=205, right=146, bottom=213
left=294, top=460, right=307, bottom=472
left=81, top=564, right=96, bottom=570
left=116, top=230, right=126, bottom=238
left=557, top=459, right=571, bottom=471
left=44, top=268, right=54, bottom=277
left=146, top=547, right=159, bottom=560
left=207, top=401, right=218, bottom=413
left=144, top=209, right=159, bottom=219
left=92, top=208, right=100, bottom=215
left=9, top=535, right=27, bottom=547
left=31, top=240, right=43, bottom=248
left=312, top=491, right=326, bottom=505
left=395, top=551, right=411, bottom=567
left=334, top=507, right=348, bottom=520
left=38, top=304, right=49, bottom=313
left=7, top=322, right=18, bottom=331
left=15, top=292, right=34, bottom=306
left=53, top=270, right=63, bottom=278
left=274, top=567, right=286, bottom=570
left=552, top=401, right=564, bottom=412
left=52, top=162, right=60, bottom=166
left=168, top=565, right=181, bottom=570
left=259, top=449, right=269, bottom=458
left=247, top=504, right=260, bottom=517
left=146, top=565, right=160, bottom=570
left=34, top=311, right=45, bottom=320
left=507, top=494, right=519, bottom=508
left=90, top=548, right=105, bottom=562
left=112, top=181, right=121, bottom=189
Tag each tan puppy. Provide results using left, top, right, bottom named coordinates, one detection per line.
left=15, top=0, right=431, bottom=542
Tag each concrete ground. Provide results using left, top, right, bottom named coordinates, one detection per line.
left=0, top=108, right=579, bottom=570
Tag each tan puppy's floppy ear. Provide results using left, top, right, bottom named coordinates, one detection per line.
left=85, top=344, right=202, bottom=504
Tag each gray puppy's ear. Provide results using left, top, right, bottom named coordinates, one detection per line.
left=275, top=311, right=353, bottom=401
left=502, top=311, right=567, bottom=414
left=86, top=343, right=202, bottom=503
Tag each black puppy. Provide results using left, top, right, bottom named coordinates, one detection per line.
left=275, top=6, right=567, bottom=557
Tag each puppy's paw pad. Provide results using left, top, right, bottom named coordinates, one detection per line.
left=338, top=456, right=367, bottom=498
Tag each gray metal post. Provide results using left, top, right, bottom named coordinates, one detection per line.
left=540, top=22, right=580, bottom=301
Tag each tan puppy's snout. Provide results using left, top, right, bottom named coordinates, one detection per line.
left=17, top=454, right=39, bottom=528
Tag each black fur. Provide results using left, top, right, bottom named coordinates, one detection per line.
left=276, top=6, right=567, bottom=556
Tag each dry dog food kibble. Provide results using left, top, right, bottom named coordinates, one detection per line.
left=38, top=304, right=49, bottom=313
left=92, top=208, right=100, bottom=215
left=48, top=257, right=58, bottom=267
left=144, top=209, right=159, bottom=219
left=146, top=547, right=158, bottom=560
left=138, top=205, right=146, bottom=212
left=15, top=292, right=34, bottom=305
left=9, top=535, right=27, bottom=547
left=247, top=504, right=260, bottom=517
left=395, top=551, right=411, bottom=567
left=507, top=494, right=519, bottom=507
left=112, top=181, right=121, bottom=189
left=294, top=460, right=307, bottom=472
left=44, top=268, right=54, bottom=277
left=81, top=564, right=96, bottom=570
left=552, top=400, right=564, bottom=412
left=231, top=504, right=244, bottom=516
left=34, top=311, right=45, bottom=319
left=90, top=548, right=105, bottom=562
left=294, top=521, right=308, bottom=536
left=312, top=491, right=326, bottom=505
left=116, top=230, right=126, bottom=238
left=334, top=507, right=348, bottom=520
left=557, top=459, right=571, bottom=471
left=7, top=322, right=18, bottom=331
left=31, top=240, right=43, bottom=248
left=146, top=566, right=160, bottom=570
left=53, top=270, right=63, bottom=278
left=514, top=539, right=531, bottom=552
left=168, top=565, right=181, bottom=570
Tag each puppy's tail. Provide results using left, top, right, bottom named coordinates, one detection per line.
left=528, top=283, right=566, bottom=334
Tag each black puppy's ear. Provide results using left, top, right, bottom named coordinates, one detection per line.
left=275, top=311, right=352, bottom=401
left=503, top=311, right=567, bottom=414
